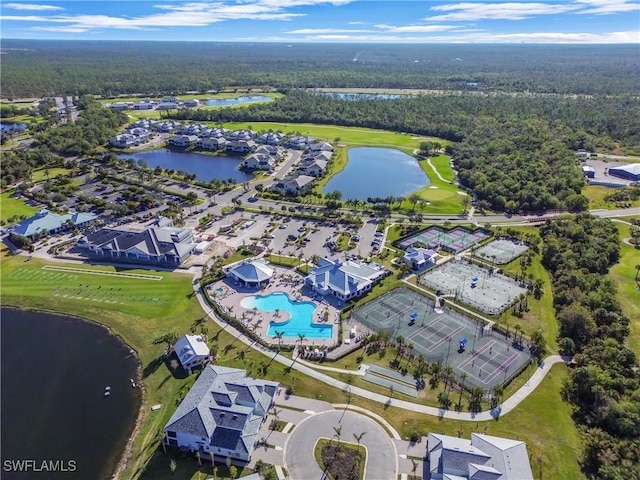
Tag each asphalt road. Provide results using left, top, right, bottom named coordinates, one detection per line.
left=284, top=409, right=397, bottom=480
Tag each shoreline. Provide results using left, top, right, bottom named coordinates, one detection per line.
left=1, top=305, right=145, bottom=480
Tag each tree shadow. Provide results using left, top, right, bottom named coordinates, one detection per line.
left=142, top=355, right=165, bottom=378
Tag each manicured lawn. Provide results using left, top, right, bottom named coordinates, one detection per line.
left=31, top=167, right=73, bottom=182
left=610, top=221, right=640, bottom=354
left=428, top=154, right=456, bottom=183
left=0, top=190, right=37, bottom=222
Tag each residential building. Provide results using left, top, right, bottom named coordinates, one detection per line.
left=163, top=365, right=279, bottom=462
left=226, top=140, right=256, bottom=154
left=297, top=158, right=327, bottom=177
left=183, top=99, right=200, bottom=108
left=109, top=134, right=139, bottom=148
left=12, top=209, right=97, bottom=239
left=254, top=145, right=284, bottom=160
left=226, top=129, right=256, bottom=142
left=131, top=102, right=154, bottom=110
left=403, top=247, right=438, bottom=270
left=77, top=224, right=195, bottom=266
left=197, top=137, right=227, bottom=150
left=108, top=102, right=130, bottom=111
left=308, top=141, right=334, bottom=153
left=273, top=175, right=315, bottom=195
left=306, top=257, right=388, bottom=301
left=307, top=150, right=333, bottom=163
left=426, top=432, right=533, bottom=480
left=168, top=135, right=198, bottom=147
left=285, top=135, right=313, bottom=150
left=161, top=96, right=180, bottom=104
left=173, top=334, right=210, bottom=374
left=256, top=132, right=284, bottom=145
left=226, top=259, right=274, bottom=287
left=243, top=153, right=275, bottom=171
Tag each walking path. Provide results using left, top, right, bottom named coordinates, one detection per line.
left=425, top=156, right=449, bottom=183
left=193, top=279, right=567, bottom=421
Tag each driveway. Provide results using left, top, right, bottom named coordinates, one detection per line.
left=284, top=409, right=397, bottom=480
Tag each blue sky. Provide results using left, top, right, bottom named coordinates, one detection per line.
left=1, top=0, right=638, bottom=43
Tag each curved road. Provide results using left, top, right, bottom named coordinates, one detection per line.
left=284, top=410, right=397, bottom=480
left=194, top=282, right=566, bottom=421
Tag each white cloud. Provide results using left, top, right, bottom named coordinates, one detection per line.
left=575, top=0, right=640, bottom=15
left=285, top=28, right=372, bottom=34
left=425, top=2, right=578, bottom=21
left=31, top=26, right=88, bottom=33
left=241, top=30, right=639, bottom=43
left=374, top=24, right=457, bottom=33
left=348, top=21, right=366, bottom=25
left=3, top=3, right=63, bottom=11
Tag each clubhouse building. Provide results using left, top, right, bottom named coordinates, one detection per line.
left=305, top=257, right=388, bottom=301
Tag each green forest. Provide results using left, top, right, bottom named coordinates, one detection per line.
left=1, top=41, right=638, bottom=97
left=540, top=215, right=639, bottom=479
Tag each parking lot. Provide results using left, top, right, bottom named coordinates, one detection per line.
left=202, top=213, right=381, bottom=261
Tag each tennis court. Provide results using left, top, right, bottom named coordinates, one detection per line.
left=474, top=238, right=530, bottom=265
left=352, top=288, right=530, bottom=390
left=418, top=260, right=527, bottom=315
left=397, top=226, right=490, bottom=253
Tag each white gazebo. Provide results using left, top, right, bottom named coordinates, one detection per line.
left=173, top=334, right=210, bottom=374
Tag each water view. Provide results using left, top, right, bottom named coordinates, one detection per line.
left=1, top=122, right=28, bottom=133
left=323, top=147, right=430, bottom=201
left=120, top=150, right=254, bottom=182
left=0, top=308, right=141, bottom=480
left=205, top=95, right=273, bottom=107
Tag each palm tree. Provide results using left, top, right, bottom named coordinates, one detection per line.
left=274, top=330, right=284, bottom=350
left=196, top=449, right=202, bottom=467
left=492, top=384, right=504, bottom=406
left=297, top=332, right=306, bottom=350
left=458, top=372, right=468, bottom=408
left=514, top=323, right=523, bottom=344
left=443, top=365, right=455, bottom=393
left=170, top=458, right=177, bottom=475
left=353, top=431, right=367, bottom=455
left=332, top=425, right=342, bottom=448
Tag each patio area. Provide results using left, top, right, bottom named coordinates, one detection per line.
left=207, top=263, right=340, bottom=349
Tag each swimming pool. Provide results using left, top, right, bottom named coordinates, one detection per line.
left=241, top=292, right=333, bottom=339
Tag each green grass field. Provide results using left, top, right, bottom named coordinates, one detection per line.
left=0, top=190, right=37, bottom=222
left=31, top=167, right=73, bottom=182
left=584, top=185, right=640, bottom=210
left=610, top=220, right=640, bottom=354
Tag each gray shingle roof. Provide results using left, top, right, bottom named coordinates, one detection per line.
left=164, top=365, right=279, bottom=457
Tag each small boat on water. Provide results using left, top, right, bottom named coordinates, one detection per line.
left=130, top=378, right=136, bottom=388
left=104, top=391, right=111, bottom=397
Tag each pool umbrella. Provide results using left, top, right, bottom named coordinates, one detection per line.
left=410, top=312, right=418, bottom=319
left=459, top=338, right=468, bottom=345
left=472, top=277, right=479, bottom=282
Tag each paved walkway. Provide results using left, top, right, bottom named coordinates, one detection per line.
left=194, top=279, right=567, bottom=421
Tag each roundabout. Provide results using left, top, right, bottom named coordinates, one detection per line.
left=284, top=409, right=397, bottom=480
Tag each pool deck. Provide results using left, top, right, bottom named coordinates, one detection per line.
left=207, top=265, right=341, bottom=349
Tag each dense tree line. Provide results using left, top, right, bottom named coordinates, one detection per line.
left=1, top=41, right=638, bottom=97
left=540, top=215, right=639, bottom=479
left=172, top=90, right=640, bottom=212
left=0, top=148, right=60, bottom=188
left=34, top=95, right=127, bottom=157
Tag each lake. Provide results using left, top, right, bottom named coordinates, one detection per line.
left=1, top=122, right=28, bottom=133
left=120, top=150, right=254, bottom=183
left=205, top=95, right=273, bottom=107
left=0, top=308, right=141, bottom=480
left=323, top=147, right=430, bottom=201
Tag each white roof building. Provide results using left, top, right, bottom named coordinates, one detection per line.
left=226, top=259, right=274, bottom=287
left=404, top=247, right=438, bottom=270
left=427, top=432, right=533, bottom=480
left=306, top=257, right=388, bottom=301
left=173, top=334, right=210, bottom=373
